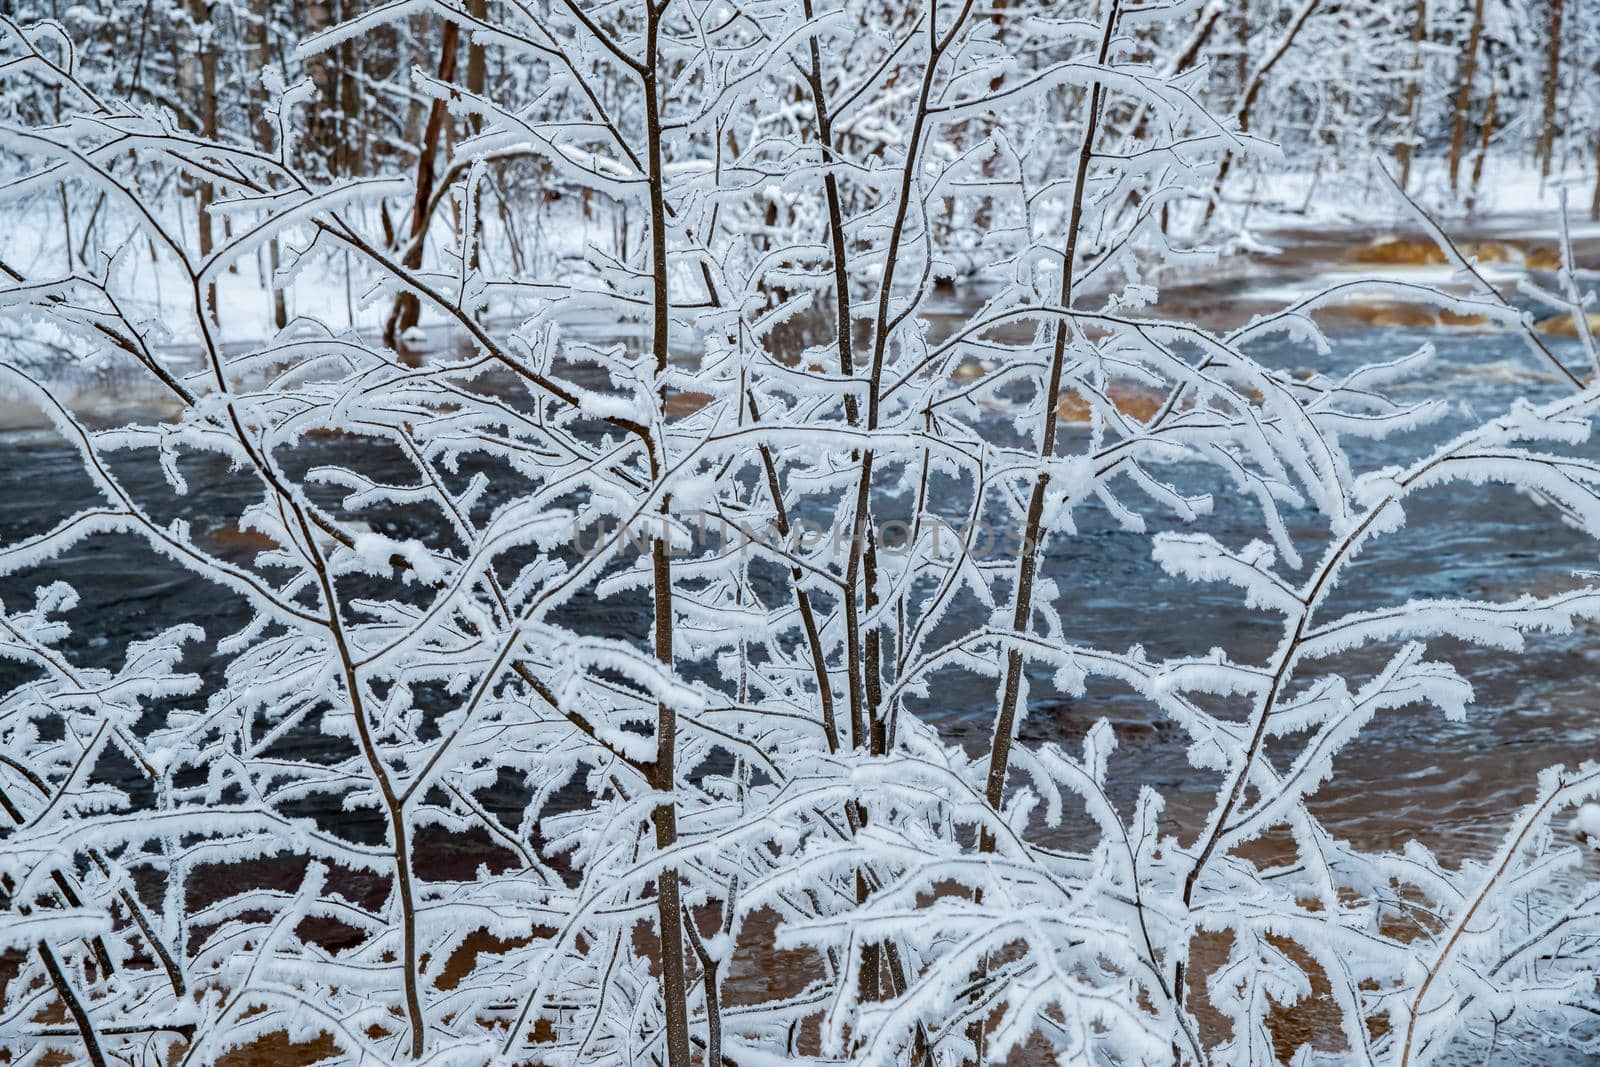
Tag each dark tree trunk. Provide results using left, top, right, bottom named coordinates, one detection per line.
left=1592, top=133, right=1600, bottom=219
left=385, top=19, right=459, bottom=349
left=187, top=0, right=218, bottom=317
left=1447, top=0, right=1485, bottom=194
left=1395, top=0, right=1427, bottom=190
left=1537, top=0, right=1564, bottom=178
left=252, top=0, right=288, bottom=329
left=1466, top=71, right=1498, bottom=214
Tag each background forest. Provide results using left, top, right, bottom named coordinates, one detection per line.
left=6, top=0, right=1600, bottom=334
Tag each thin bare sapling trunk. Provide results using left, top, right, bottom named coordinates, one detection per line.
left=385, top=19, right=460, bottom=348
left=1447, top=0, right=1485, bottom=194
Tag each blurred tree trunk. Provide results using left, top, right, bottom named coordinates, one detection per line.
left=1395, top=0, right=1426, bottom=190
left=386, top=19, right=459, bottom=348
left=252, top=0, right=289, bottom=329
left=1591, top=134, right=1599, bottom=219
left=466, top=0, right=485, bottom=132
left=1466, top=70, right=1497, bottom=214
left=299, top=0, right=336, bottom=172
left=187, top=0, right=218, bottom=316
left=466, top=0, right=486, bottom=270
left=1446, top=0, right=1484, bottom=195
left=339, top=29, right=361, bottom=176
left=1537, top=0, right=1563, bottom=178
left=1235, top=4, right=1249, bottom=102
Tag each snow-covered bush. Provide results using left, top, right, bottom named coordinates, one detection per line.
left=1, top=2, right=1598, bottom=1065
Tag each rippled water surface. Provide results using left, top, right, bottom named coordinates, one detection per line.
left=4, top=231, right=1599, bottom=880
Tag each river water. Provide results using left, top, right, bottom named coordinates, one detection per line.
left=5, top=230, right=1596, bottom=860
left=2, top=230, right=1599, bottom=1060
